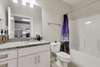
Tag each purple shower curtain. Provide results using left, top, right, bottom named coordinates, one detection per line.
left=60, top=14, right=70, bottom=54
left=61, top=14, right=69, bottom=41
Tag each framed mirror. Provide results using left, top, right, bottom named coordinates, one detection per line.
left=14, top=16, right=31, bottom=39
left=7, top=0, right=42, bottom=40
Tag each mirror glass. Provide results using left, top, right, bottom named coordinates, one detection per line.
left=14, top=16, right=31, bottom=39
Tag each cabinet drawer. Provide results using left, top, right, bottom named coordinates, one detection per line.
left=0, top=49, right=17, bottom=62
left=18, top=45, right=50, bottom=57
left=0, top=59, right=17, bottom=67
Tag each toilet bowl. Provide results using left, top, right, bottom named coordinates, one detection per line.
left=50, top=42, right=71, bottom=67
left=56, top=52, right=71, bottom=63
left=56, top=52, right=71, bottom=67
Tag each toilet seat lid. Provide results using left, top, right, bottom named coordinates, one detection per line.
left=56, top=52, right=71, bottom=62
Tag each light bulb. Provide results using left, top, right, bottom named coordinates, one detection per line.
left=30, top=4, right=34, bottom=8
left=12, top=0, right=18, bottom=3
left=85, top=21, right=92, bottom=24
left=22, top=0, right=27, bottom=6
left=30, top=0, right=39, bottom=8
left=21, top=0, right=39, bottom=8
left=33, top=0, right=39, bottom=6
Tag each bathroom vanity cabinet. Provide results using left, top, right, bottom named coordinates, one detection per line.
left=18, top=45, right=50, bottom=67
left=0, top=41, right=50, bottom=67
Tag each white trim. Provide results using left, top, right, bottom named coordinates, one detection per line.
left=12, top=14, right=32, bottom=19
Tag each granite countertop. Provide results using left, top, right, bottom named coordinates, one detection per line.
left=0, top=40, right=50, bottom=50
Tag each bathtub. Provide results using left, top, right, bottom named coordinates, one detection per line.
left=69, top=49, right=100, bottom=67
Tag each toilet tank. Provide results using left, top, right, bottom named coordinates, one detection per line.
left=50, top=42, right=61, bottom=53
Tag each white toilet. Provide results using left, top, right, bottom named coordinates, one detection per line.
left=50, top=42, right=71, bottom=67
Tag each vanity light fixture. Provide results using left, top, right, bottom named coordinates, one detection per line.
left=12, top=0, right=39, bottom=8
left=26, top=0, right=39, bottom=8
left=12, top=0, right=18, bottom=3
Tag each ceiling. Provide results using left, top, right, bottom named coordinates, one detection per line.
left=61, top=0, right=99, bottom=12
left=62, top=0, right=98, bottom=8
left=63, top=0, right=84, bottom=6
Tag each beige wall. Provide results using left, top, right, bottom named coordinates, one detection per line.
left=38, top=0, right=70, bottom=41
left=69, top=18, right=79, bottom=50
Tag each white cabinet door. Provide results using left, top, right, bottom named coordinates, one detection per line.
left=0, top=60, right=17, bottom=67
left=18, top=55, right=37, bottom=67
left=37, top=51, right=50, bottom=67
left=18, top=51, right=50, bottom=67
left=18, top=45, right=50, bottom=67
